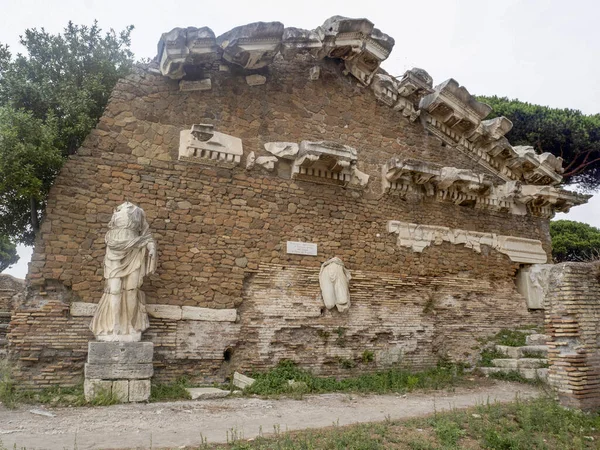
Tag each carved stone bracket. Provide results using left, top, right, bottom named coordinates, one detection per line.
left=420, top=79, right=492, bottom=137
left=179, top=124, right=243, bottom=168
left=217, top=22, right=285, bottom=70
left=264, top=140, right=369, bottom=188
left=158, top=27, right=220, bottom=79
left=387, top=220, right=547, bottom=264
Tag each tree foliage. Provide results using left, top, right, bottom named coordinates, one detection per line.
left=0, top=22, right=134, bottom=245
left=479, top=96, right=600, bottom=191
left=550, top=220, right=600, bottom=262
left=0, top=234, right=19, bottom=272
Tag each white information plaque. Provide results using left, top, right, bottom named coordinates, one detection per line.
left=286, top=241, right=318, bottom=256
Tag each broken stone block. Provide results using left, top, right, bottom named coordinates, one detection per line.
left=179, top=79, right=212, bottom=91
left=246, top=74, right=267, bottom=86
left=233, top=372, right=256, bottom=389
left=84, top=379, right=112, bottom=402
left=309, top=66, right=321, bottom=80
left=112, top=380, right=129, bottom=402
left=129, top=379, right=151, bottom=402
left=255, top=156, right=278, bottom=171
left=264, top=142, right=299, bottom=160
left=186, top=387, right=230, bottom=400
left=526, top=334, right=549, bottom=346
left=281, top=27, right=322, bottom=60
left=157, top=27, right=219, bottom=79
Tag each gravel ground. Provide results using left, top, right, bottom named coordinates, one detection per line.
left=0, top=381, right=542, bottom=450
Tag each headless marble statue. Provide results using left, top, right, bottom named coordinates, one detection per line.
left=319, top=257, right=351, bottom=312
left=90, top=202, right=157, bottom=342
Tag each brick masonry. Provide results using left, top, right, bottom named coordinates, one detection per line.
left=8, top=54, right=548, bottom=387
left=545, top=262, right=600, bottom=411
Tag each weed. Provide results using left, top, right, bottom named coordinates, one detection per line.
left=522, top=350, right=546, bottom=358
left=334, top=327, right=347, bottom=347
left=0, top=358, right=17, bottom=408
left=432, top=417, right=466, bottom=448
left=361, top=350, right=374, bottom=364
left=316, top=329, right=330, bottom=340
left=89, top=386, right=121, bottom=406
left=244, top=360, right=464, bottom=397
left=337, top=357, right=356, bottom=369
left=0, top=359, right=86, bottom=408
left=479, top=348, right=505, bottom=367
left=150, top=377, right=191, bottom=401
left=495, top=329, right=527, bottom=347
left=215, top=396, right=600, bottom=449
left=488, top=369, right=545, bottom=386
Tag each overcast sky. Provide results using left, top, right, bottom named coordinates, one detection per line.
left=1, top=0, right=599, bottom=278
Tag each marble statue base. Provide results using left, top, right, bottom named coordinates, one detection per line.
left=84, top=341, right=154, bottom=402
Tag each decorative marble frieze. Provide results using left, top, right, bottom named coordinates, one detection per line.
left=383, top=158, right=494, bottom=203
left=154, top=17, right=577, bottom=201
left=156, top=16, right=394, bottom=88
left=387, top=220, right=547, bottom=264
left=178, top=124, right=243, bottom=168
left=382, top=158, right=589, bottom=217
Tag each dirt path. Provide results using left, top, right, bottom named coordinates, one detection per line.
left=0, top=381, right=541, bottom=450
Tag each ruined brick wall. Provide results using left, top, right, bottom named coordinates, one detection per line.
left=9, top=55, right=547, bottom=387
left=1, top=274, right=23, bottom=354
left=0, top=274, right=23, bottom=312
left=546, top=262, right=600, bottom=411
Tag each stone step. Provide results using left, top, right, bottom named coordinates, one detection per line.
left=480, top=367, right=548, bottom=382
left=491, top=358, right=547, bottom=369
left=495, top=345, right=547, bottom=359
left=0, top=311, right=11, bottom=318
left=526, top=334, right=549, bottom=346
left=0, top=323, right=9, bottom=330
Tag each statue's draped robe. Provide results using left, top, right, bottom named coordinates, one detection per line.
left=90, top=210, right=156, bottom=339
left=319, top=257, right=351, bottom=312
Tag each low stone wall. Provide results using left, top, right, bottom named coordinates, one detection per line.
left=544, top=262, right=600, bottom=411
left=9, top=256, right=544, bottom=388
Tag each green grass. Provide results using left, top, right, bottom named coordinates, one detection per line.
left=243, top=360, right=465, bottom=397
left=209, top=396, right=600, bottom=449
left=150, top=377, right=192, bottom=401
